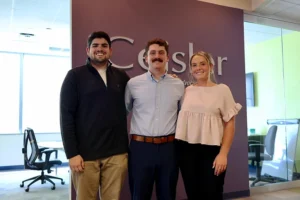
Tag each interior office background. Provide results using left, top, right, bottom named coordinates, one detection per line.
left=0, top=0, right=70, bottom=167
left=1, top=0, right=300, bottom=198
left=245, top=20, right=300, bottom=186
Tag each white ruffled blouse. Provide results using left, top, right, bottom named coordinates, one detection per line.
left=175, top=84, right=242, bottom=146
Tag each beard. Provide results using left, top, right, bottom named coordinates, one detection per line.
left=90, top=56, right=109, bottom=65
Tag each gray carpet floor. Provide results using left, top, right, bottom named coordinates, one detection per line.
left=0, top=167, right=69, bottom=200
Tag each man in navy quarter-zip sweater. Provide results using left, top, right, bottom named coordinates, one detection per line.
left=60, top=31, right=130, bottom=200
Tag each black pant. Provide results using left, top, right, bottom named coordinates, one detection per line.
left=128, top=140, right=178, bottom=200
left=177, top=140, right=226, bottom=200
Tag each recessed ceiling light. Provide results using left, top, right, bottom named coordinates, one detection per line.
left=19, top=33, right=34, bottom=37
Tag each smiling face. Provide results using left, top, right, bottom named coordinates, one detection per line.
left=190, top=54, right=212, bottom=82
left=86, top=38, right=112, bottom=66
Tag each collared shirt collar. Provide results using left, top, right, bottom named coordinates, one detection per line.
left=146, top=70, right=167, bottom=82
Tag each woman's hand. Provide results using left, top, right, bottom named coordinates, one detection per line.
left=170, top=74, right=179, bottom=79
left=213, top=153, right=227, bottom=176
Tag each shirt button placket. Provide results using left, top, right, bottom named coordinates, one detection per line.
left=155, top=82, right=160, bottom=135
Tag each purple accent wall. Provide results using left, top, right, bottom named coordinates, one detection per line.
left=72, top=0, right=248, bottom=199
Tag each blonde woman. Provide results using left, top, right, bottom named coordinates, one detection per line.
left=175, top=51, right=242, bottom=199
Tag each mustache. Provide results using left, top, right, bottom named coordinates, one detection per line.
left=152, top=58, right=163, bottom=62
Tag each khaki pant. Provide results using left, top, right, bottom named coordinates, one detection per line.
left=72, top=153, right=128, bottom=200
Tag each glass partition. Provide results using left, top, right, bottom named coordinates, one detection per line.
left=282, top=28, right=300, bottom=182
left=0, top=53, right=21, bottom=133
left=22, top=54, right=71, bottom=133
left=244, top=22, right=288, bottom=187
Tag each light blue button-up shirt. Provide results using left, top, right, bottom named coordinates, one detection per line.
left=125, top=71, right=185, bottom=137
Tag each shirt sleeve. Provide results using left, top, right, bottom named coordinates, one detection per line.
left=220, top=84, right=242, bottom=122
left=125, top=80, right=133, bottom=114
left=60, top=70, right=79, bottom=159
left=178, top=83, right=186, bottom=110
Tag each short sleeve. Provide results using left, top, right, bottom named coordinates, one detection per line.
left=220, top=84, right=242, bottom=122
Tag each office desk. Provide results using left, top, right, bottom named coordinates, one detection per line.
left=248, top=134, right=266, bottom=144
left=38, top=141, right=64, bottom=151
left=38, top=141, right=64, bottom=159
left=38, top=141, right=65, bottom=174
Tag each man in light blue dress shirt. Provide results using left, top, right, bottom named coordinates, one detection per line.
left=125, top=38, right=184, bottom=200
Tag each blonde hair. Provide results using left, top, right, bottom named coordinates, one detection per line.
left=189, top=51, right=217, bottom=83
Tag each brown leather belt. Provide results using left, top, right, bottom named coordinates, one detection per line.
left=131, top=134, right=175, bottom=144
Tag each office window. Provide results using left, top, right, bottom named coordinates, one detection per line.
left=22, top=55, right=70, bottom=133
left=0, top=53, right=21, bottom=133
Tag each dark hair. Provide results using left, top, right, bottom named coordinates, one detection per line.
left=145, top=38, right=169, bottom=55
left=87, top=31, right=111, bottom=48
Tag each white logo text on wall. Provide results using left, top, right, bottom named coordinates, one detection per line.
left=110, top=36, right=227, bottom=76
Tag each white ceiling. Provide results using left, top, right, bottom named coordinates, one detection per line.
left=0, top=0, right=70, bottom=52
left=251, top=0, right=300, bottom=24
left=0, top=0, right=299, bottom=52
left=244, top=0, right=300, bottom=44
left=244, top=22, right=294, bottom=44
